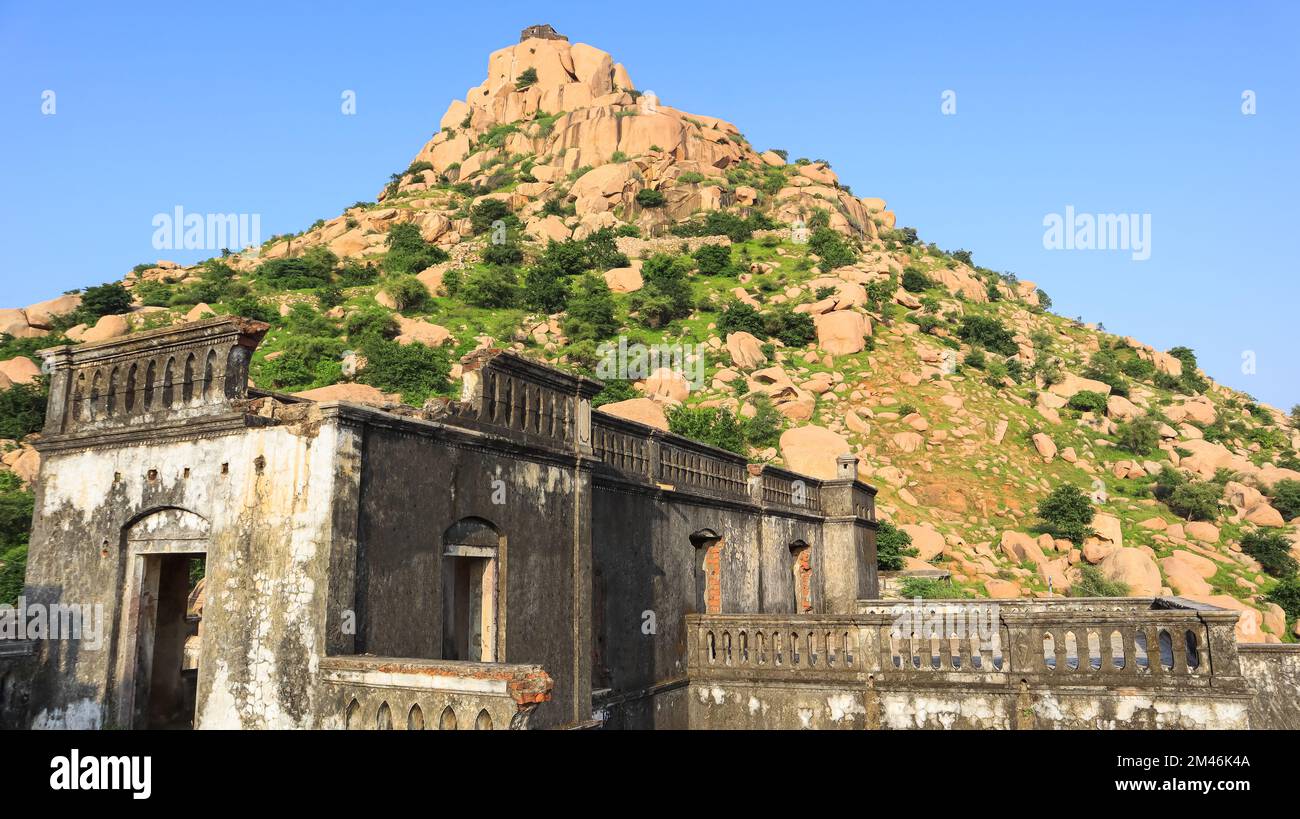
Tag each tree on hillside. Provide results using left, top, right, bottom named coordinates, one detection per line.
left=875, top=520, right=917, bottom=571
left=1241, top=529, right=1298, bottom=579
left=563, top=273, right=618, bottom=343
left=1036, top=484, right=1095, bottom=544
left=79, top=282, right=133, bottom=321
left=630, top=254, right=693, bottom=328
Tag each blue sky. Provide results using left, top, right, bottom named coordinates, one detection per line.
left=2, top=1, right=1297, bottom=408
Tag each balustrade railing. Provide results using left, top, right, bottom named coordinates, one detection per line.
left=687, top=598, right=1243, bottom=689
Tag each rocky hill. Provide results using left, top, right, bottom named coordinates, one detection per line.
left=2, top=26, right=1299, bottom=642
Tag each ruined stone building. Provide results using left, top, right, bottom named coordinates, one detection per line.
left=0, top=317, right=1297, bottom=730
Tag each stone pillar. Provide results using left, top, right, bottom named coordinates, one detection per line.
left=817, top=454, right=879, bottom=611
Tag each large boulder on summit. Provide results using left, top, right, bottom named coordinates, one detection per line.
left=779, top=425, right=849, bottom=480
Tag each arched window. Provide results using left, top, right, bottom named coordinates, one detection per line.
left=441, top=517, right=502, bottom=662
left=439, top=706, right=457, bottom=730
left=143, top=360, right=156, bottom=409
left=690, top=529, right=722, bottom=615
left=161, top=357, right=176, bottom=408
left=202, top=349, right=218, bottom=400
left=407, top=704, right=424, bottom=730
left=789, top=540, right=812, bottom=614
left=182, top=353, right=196, bottom=405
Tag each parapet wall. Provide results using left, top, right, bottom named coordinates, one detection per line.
left=686, top=597, right=1260, bottom=729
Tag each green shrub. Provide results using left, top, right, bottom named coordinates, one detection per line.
left=956, top=315, right=1018, bottom=356
left=315, top=284, right=345, bottom=309
left=1166, top=481, right=1220, bottom=521
left=634, top=188, right=665, bottom=208
left=384, top=275, right=430, bottom=312
left=1070, top=565, right=1129, bottom=597
left=357, top=337, right=451, bottom=405
left=807, top=227, right=855, bottom=269
left=224, top=296, right=276, bottom=324
left=1265, top=578, right=1300, bottom=620
left=693, top=244, right=733, bottom=277
left=1036, top=483, right=1095, bottom=544
left=1267, top=479, right=1300, bottom=521
left=514, top=67, right=538, bottom=90
left=482, top=240, right=524, bottom=267
left=666, top=405, right=746, bottom=454
left=79, top=282, right=134, bottom=321
left=1120, top=356, right=1156, bottom=380
left=1116, top=417, right=1160, bottom=455
left=541, top=197, right=574, bottom=217
left=383, top=223, right=449, bottom=276
left=764, top=307, right=815, bottom=347
left=716, top=302, right=766, bottom=338
left=0, top=475, right=31, bottom=605
left=875, top=520, right=917, bottom=571
left=0, top=381, right=47, bottom=439
left=1241, top=529, right=1298, bottom=579
left=670, top=211, right=774, bottom=243
left=563, top=274, right=618, bottom=343
left=629, top=254, right=693, bottom=328
left=1067, top=390, right=1109, bottom=413
left=522, top=261, right=570, bottom=314
left=469, top=199, right=517, bottom=235
left=963, top=348, right=987, bottom=370
left=257, top=254, right=335, bottom=290
left=590, top=377, right=638, bottom=408
left=458, top=266, right=520, bottom=309
left=344, top=308, right=399, bottom=343
left=258, top=336, right=346, bottom=392
left=337, top=259, right=379, bottom=287
left=901, top=267, right=932, bottom=293
left=899, top=577, right=969, bottom=599
left=0, top=545, right=26, bottom=606
left=741, top=395, right=784, bottom=448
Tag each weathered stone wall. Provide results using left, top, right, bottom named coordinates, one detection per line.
left=1237, top=644, right=1300, bottom=729
left=686, top=680, right=1252, bottom=730
left=0, top=642, right=36, bottom=728
left=23, top=413, right=353, bottom=729
left=353, top=420, right=588, bottom=730
left=589, top=478, right=852, bottom=729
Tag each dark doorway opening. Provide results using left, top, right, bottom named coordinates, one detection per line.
left=137, top=554, right=205, bottom=729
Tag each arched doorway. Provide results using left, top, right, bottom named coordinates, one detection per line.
left=118, top=507, right=209, bottom=729
left=441, top=517, right=503, bottom=662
